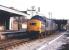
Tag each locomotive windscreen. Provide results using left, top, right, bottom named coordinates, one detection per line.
left=30, top=22, right=36, bottom=25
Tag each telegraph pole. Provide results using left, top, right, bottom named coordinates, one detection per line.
left=27, top=6, right=36, bottom=16
left=27, top=6, right=41, bottom=16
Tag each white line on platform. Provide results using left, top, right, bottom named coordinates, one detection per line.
left=37, top=34, right=63, bottom=50
left=36, top=44, right=48, bottom=50
left=49, top=34, right=63, bottom=44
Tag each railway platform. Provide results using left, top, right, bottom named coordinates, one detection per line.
left=36, top=32, right=69, bottom=50
left=0, top=30, right=28, bottom=40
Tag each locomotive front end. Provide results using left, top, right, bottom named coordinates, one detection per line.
left=27, top=15, right=47, bottom=39
left=27, top=19, right=41, bottom=33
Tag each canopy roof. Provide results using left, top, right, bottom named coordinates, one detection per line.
left=0, top=5, right=29, bottom=17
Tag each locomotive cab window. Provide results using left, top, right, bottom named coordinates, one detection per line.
left=30, top=23, right=36, bottom=25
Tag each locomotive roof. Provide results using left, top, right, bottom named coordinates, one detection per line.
left=31, top=15, right=46, bottom=22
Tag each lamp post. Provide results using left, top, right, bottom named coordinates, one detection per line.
left=48, top=12, right=52, bottom=19
left=48, top=12, right=52, bottom=34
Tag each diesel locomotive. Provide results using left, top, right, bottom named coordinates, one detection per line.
left=27, top=15, right=58, bottom=38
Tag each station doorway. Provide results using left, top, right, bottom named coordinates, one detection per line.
left=0, top=15, right=10, bottom=30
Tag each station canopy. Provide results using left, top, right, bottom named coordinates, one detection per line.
left=53, top=19, right=67, bottom=25
left=0, top=5, right=29, bottom=17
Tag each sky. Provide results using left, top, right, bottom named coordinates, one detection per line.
left=0, top=0, right=69, bottom=19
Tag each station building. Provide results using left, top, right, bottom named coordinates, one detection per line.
left=0, top=5, right=29, bottom=31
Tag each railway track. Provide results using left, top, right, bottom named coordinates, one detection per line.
left=0, top=39, right=30, bottom=50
